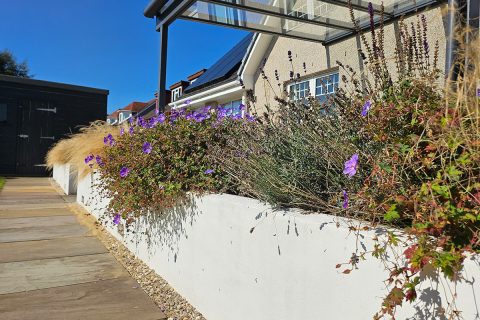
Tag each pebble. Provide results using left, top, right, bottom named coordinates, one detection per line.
left=91, top=216, right=206, bottom=320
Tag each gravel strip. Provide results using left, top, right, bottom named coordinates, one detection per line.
left=70, top=204, right=206, bottom=320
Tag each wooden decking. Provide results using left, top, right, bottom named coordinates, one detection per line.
left=0, top=177, right=166, bottom=320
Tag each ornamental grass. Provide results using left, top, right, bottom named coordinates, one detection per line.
left=46, top=121, right=120, bottom=178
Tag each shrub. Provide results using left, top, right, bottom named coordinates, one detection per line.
left=94, top=107, right=250, bottom=224
left=215, top=8, right=479, bottom=319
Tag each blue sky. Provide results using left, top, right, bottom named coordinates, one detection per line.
left=1, top=0, right=248, bottom=113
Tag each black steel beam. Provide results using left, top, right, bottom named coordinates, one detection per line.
left=158, top=24, right=169, bottom=111
left=156, top=0, right=196, bottom=28
left=200, top=0, right=355, bottom=31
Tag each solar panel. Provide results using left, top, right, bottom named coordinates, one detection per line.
left=184, top=33, right=254, bottom=94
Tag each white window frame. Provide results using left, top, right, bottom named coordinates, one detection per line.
left=172, top=87, right=182, bottom=102
left=314, top=72, right=339, bottom=103
left=289, top=80, right=310, bottom=102
left=287, top=71, right=339, bottom=104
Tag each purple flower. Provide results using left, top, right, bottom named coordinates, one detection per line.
left=147, top=117, right=158, bottom=128
left=95, top=155, right=104, bottom=167
left=204, top=169, right=214, bottom=174
left=245, top=114, right=256, bottom=122
left=84, top=154, right=94, bottom=164
left=103, top=134, right=115, bottom=146
left=157, top=113, right=166, bottom=123
left=113, top=213, right=121, bottom=225
left=343, top=153, right=359, bottom=178
left=142, top=142, right=152, bottom=154
left=185, top=99, right=192, bottom=105
left=342, top=190, right=349, bottom=209
left=120, top=166, right=130, bottom=178
left=194, top=112, right=209, bottom=123
left=361, top=100, right=371, bottom=117
left=120, top=128, right=125, bottom=136
left=137, top=116, right=146, bottom=128
left=129, top=126, right=134, bottom=135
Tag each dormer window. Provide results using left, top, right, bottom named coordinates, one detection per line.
left=172, top=87, right=182, bottom=102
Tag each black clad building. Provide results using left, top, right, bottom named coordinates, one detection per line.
left=0, top=75, right=108, bottom=176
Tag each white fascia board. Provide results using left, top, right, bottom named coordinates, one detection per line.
left=169, top=80, right=243, bottom=109
left=240, top=33, right=274, bottom=90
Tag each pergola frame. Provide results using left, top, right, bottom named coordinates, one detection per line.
left=144, top=0, right=453, bottom=110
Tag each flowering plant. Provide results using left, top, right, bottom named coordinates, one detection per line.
left=92, top=106, right=252, bottom=224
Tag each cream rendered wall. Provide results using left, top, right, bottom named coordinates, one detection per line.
left=251, top=5, right=448, bottom=112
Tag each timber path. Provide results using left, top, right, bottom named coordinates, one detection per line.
left=0, top=177, right=166, bottom=320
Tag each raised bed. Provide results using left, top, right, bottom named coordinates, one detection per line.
left=75, top=169, right=480, bottom=320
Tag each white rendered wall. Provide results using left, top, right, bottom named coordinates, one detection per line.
left=52, top=164, right=65, bottom=185
left=78, top=172, right=480, bottom=320
left=52, top=164, right=76, bottom=195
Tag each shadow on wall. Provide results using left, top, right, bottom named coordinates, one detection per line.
left=91, top=188, right=480, bottom=320
left=129, top=195, right=201, bottom=263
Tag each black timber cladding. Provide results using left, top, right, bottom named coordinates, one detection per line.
left=0, top=75, right=108, bottom=176
left=183, top=33, right=253, bottom=94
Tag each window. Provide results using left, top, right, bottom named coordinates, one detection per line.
left=315, top=73, right=339, bottom=104
left=223, top=99, right=243, bottom=116
left=287, top=71, right=339, bottom=105
left=172, top=87, right=182, bottom=102
left=0, top=104, right=6, bottom=122
left=289, top=80, right=310, bottom=101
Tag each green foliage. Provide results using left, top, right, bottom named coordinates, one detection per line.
left=0, top=177, right=5, bottom=191
left=213, top=98, right=367, bottom=214
left=93, top=109, right=245, bottom=224
left=0, top=50, right=30, bottom=78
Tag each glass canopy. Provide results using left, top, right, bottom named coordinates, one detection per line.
left=163, top=0, right=442, bottom=43
left=145, top=0, right=444, bottom=108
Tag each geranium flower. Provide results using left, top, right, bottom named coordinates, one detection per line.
left=120, top=128, right=125, bottom=136
left=84, top=154, right=94, bottom=164
left=103, top=134, right=115, bottom=146
left=361, top=100, right=371, bottom=117
left=120, top=166, right=130, bottom=178
left=142, top=142, right=152, bottom=154
left=129, top=126, right=134, bottom=135
left=204, top=169, right=214, bottom=174
left=245, top=114, right=256, bottom=122
left=95, top=155, right=104, bottom=167
left=343, top=153, right=359, bottom=178
left=342, top=190, right=349, bottom=209
left=113, top=213, right=121, bottom=225
left=157, top=113, right=166, bottom=123
left=137, top=117, right=146, bottom=128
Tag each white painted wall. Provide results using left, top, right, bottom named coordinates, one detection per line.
left=52, top=164, right=76, bottom=195
left=78, top=172, right=480, bottom=320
